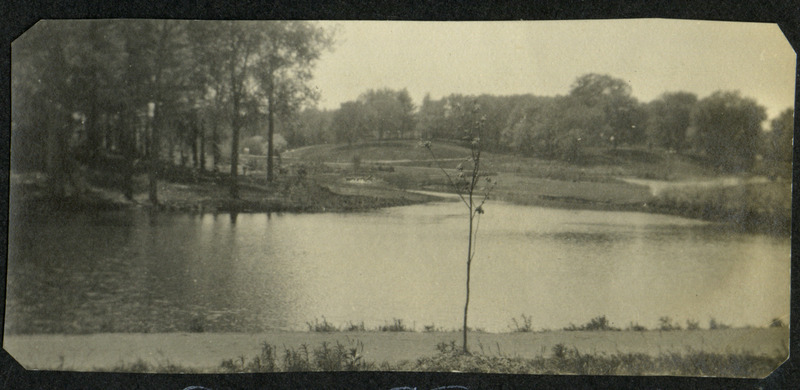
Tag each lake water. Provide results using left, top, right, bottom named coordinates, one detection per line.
left=5, top=200, right=790, bottom=334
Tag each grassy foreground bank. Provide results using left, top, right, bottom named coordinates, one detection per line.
left=4, top=327, right=788, bottom=377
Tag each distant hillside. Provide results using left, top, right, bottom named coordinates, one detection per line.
left=284, top=140, right=723, bottom=180
left=283, top=140, right=473, bottom=163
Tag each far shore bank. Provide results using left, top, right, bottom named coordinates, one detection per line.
left=9, top=165, right=790, bottom=236
left=3, top=327, right=789, bottom=374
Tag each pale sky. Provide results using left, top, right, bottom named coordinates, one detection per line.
left=310, top=19, right=796, bottom=120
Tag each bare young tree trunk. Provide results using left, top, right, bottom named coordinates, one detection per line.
left=463, top=205, right=474, bottom=353
left=424, top=110, right=493, bottom=355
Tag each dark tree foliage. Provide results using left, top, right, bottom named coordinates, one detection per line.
left=690, top=91, right=767, bottom=172
left=500, top=94, right=603, bottom=162
left=12, top=21, right=132, bottom=196
left=645, top=92, right=698, bottom=152
left=255, top=21, right=333, bottom=182
left=764, top=108, right=794, bottom=163
left=11, top=20, right=333, bottom=201
left=416, top=93, right=449, bottom=140
left=282, top=107, right=334, bottom=148
left=332, top=101, right=370, bottom=145
left=415, top=74, right=648, bottom=163
left=357, top=88, right=416, bottom=140
left=568, top=73, right=646, bottom=148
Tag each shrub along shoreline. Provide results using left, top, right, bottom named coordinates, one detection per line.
left=647, top=181, right=791, bottom=235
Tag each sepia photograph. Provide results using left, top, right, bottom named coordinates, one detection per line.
left=4, top=19, right=794, bottom=379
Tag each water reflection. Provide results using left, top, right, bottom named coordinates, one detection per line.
left=4, top=202, right=790, bottom=334
left=546, top=231, right=626, bottom=244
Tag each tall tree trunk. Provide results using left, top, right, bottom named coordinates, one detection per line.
left=143, top=113, right=151, bottom=165
left=230, top=82, right=241, bottom=198
left=191, top=119, right=199, bottom=169
left=229, top=30, right=244, bottom=199
left=230, top=108, right=240, bottom=198
left=266, top=70, right=275, bottom=183
left=199, top=119, right=206, bottom=173
left=46, top=112, right=70, bottom=198
left=147, top=20, right=176, bottom=206
left=211, top=120, right=219, bottom=171
left=103, top=113, right=114, bottom=151
left=85, top=84, right=101, bottom=163
left=84, top=21, right=102, bottom=163
left=179, top=144, right=185, bottom=167
left=148, top=105, right=160, bottom=205
left=168, top=133, right=176, bottom=166
left=121, top=108, right=136, bottom=200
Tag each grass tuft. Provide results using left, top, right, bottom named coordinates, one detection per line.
left=510, top=314, right=534, bottom=332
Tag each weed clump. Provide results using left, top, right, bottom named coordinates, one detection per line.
left=346, top=321, right=366, bottom=332
left=306, top=317, right=340, bottom=332
left=564, top=315, right=620, bottom=331
left=626, top=322, right=648, bottom=331
left=378, top=318, right=410, bottom=332
left=423, top=323, right=440, bottom=332
left=659, top=316, right=682, bottom=331
left=709, top=318, right=730, bottom=330
left=510, top=314, right=534, bottom=332
left=769, top=318, right=786, bottom=328
left=221, top=339, right=372, bottom=372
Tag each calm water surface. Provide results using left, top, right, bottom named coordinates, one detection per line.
left=6, top=201, right=789, bottom=334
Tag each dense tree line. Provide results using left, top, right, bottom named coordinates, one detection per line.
left=12, top=20, right=332, bottom=201
left=13, top=20, right=790, bottom=202
left=289, top=73, right=789, bottom=173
